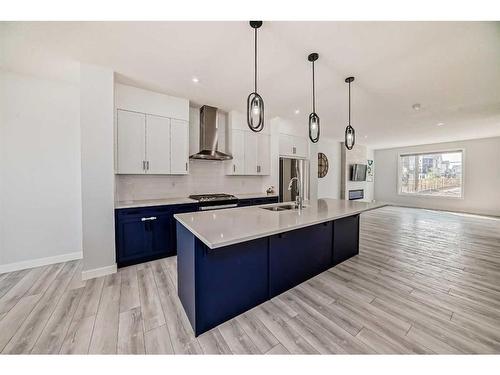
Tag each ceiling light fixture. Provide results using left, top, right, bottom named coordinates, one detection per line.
left=344, top=76, right=356, bottom=150
left=436, top=122, right=444, bottom=127
left=308, top=53, right=320, bottom=143
left=247, top=21, right=264, bottom=132
left=294, top=109, right=300, bottom=115
left=192, top=77, right=199, bottom=83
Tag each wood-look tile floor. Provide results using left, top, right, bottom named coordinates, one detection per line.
left=1, top=206, right=500, bottom=354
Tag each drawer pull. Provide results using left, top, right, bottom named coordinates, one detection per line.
left=141, top=216, right=157, bottom=221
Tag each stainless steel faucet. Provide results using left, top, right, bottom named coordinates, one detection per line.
left=287, top=176, right=304, bottom=209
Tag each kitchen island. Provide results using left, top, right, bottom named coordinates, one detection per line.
left=174, top=198, right=385, bottom=336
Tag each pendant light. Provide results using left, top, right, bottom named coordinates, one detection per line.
left=308, top=53, right=320, bottom=143
left=344, top=76, right=355, bottom=150
left=247, top=21, right=264, bottom=132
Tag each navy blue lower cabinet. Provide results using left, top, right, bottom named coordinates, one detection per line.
left=332, top=214, right=360, bottom=265
left=269, top=222, right=333, bottom=297
left=115, top=203, right=198, bottom=267
left=115, top=213, right=150, bottom=266
left=177, top=222, right=269, bottom=336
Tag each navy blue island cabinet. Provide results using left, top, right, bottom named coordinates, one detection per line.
left=176, top=214, right=360, bottom=336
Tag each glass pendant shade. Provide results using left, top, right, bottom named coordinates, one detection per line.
left=345, top=124, right=355, bottom=150
left=247, top=21, right=264, bottom=133
left=309, top=112, right=320, bottom=143
left=247, top=92, right=264, bottom=132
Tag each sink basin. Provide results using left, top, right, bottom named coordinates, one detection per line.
left=261, top=204, right=303, bottom=211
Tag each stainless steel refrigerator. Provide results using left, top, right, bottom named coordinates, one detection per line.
left=279, top=157, right=310, bottom=203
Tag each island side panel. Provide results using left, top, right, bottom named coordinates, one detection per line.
left=177, top=221, right=197, bottom=331
left=194, top=237, right=269, bottom=336
left=269, top=221, right=334, bottom=298
left=332, top=214, right=360, bottom=265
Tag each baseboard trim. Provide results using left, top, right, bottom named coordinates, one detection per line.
left=81, top=263, right=117, bottom=281
left=0, top=251, right=83, bottom=274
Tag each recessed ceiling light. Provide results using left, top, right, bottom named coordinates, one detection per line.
left=436, top=122, right=444, bottom=127
left=412, top=103, right=421, bottom=111
left=364, top=135, right=368, bottom=139
left=192, top=77, right=199, bottom=83
left=294, top=109, right=300, bottom=115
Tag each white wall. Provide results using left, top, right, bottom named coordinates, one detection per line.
left=317, top=138, right=342, bottom=199
left=374, top=137, right=500, bottom=216
left=0, top=69, right=82, bottom=272
left=80, top=64, right=116, bottom=278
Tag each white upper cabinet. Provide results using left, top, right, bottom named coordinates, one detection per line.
left=257, top=134, right=271, bottom=175
left=244, top=131, right=258, bottom=175
left=227, top=129, right=245, bottom=175
left=115, top=84, right=190, bottom=175
left=115, top=83, right=189, bottom=121
left=170, top=119, right=189, bottom=175
left=146, top=115, right=171, bottom=174
left=279, top=133, right=308, bottom=158
left=117, top=110, right=146, bottom=174
left=226, top=110, right=271, bottom=176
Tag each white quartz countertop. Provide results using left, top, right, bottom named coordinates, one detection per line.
left=174, top=198, right=386, bottom=249
left=115, top=197, right=197, bottom=209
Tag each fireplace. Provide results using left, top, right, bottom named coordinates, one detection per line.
left=348, top=189, right=364, bottom=200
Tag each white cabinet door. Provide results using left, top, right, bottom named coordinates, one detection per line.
left=117, top=109, right=146, bottom=174
left=257, top=134, right=271, bottom=175
left=146, top=114, right=171, bottom=174
left=279, top=133, right=293, bottom=157
left=294, top=136, right=308, bottom=158
left=279, top=133, right=308, bottom=158
left=228, top=129, right=245, bottom=175
left=170, top=119, right=189, bottom=174
left=244, top=131, right=258, bottom=175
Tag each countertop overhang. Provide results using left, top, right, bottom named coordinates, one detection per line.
left=174, top=198, right=386, bottom=249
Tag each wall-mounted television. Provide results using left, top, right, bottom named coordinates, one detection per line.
left=350, top=164, right=367, bottom=181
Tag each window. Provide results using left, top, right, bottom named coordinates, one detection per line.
left=398, top=150, right=463, bottom=198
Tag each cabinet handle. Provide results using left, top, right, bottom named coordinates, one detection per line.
left=146, top=161, right=150, bottom=170
left=233, top=164, right=236, bottom=172
left=257, top=165, right=261, bottom=173
left=142, top=161, right=146, bottom=170
left=292, top=146, right=296, bottom=154
left=185, top=162, right=188, bottom=171
left=141, top=216, right=157, bottom=221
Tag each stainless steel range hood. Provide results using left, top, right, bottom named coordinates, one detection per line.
left=189, top=105, right=232, bottom=160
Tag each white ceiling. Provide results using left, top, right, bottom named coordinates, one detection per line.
left=1, top=21, right=500, bottom=149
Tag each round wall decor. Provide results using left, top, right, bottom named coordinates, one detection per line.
left=318, top=152, right=329, bottom=178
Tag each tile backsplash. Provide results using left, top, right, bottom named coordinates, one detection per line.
left=115, top=159, right=269, bottom=201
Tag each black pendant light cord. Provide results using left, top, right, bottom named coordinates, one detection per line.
left=312, top=60, right=316, bottom=113
left=348, top=79, right=351, bottom=125
left=254, top=27, right=258, bottom=93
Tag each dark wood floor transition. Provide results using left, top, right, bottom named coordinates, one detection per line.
left=1, top=206, right=499, bottom=354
